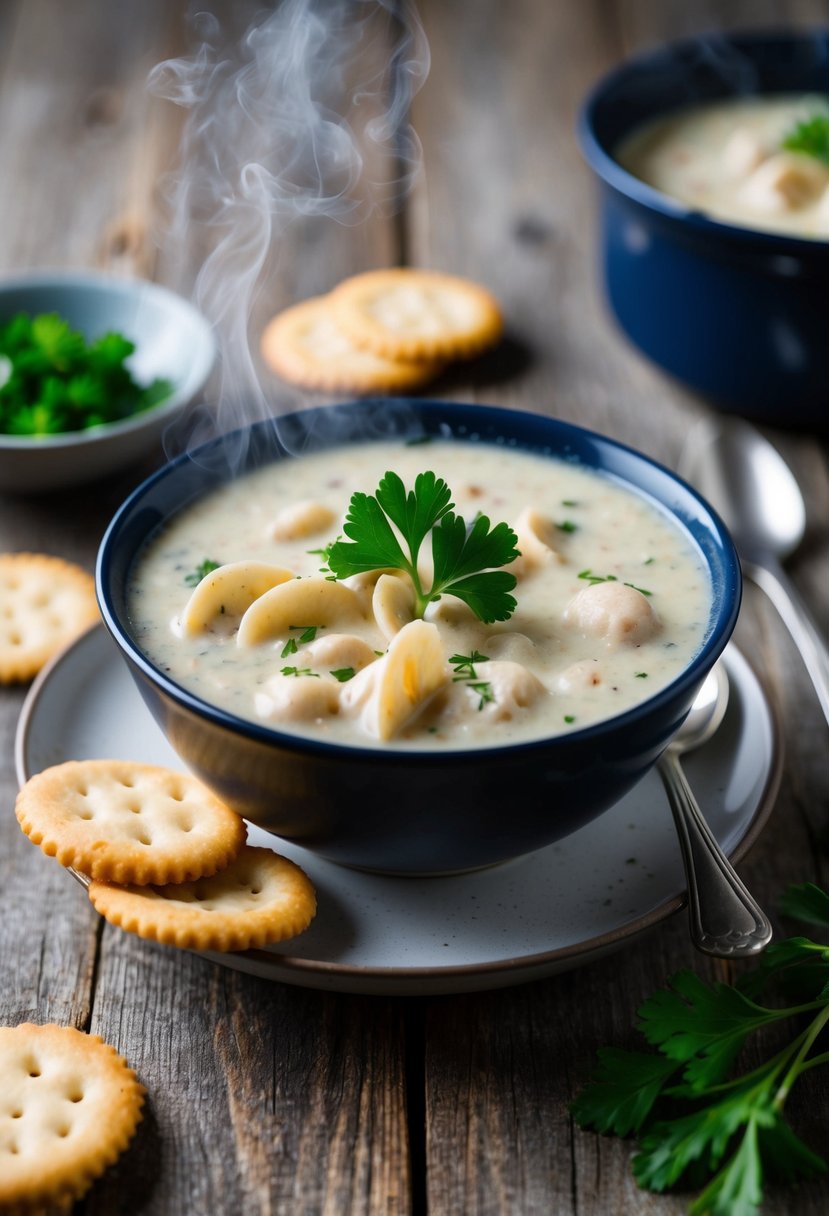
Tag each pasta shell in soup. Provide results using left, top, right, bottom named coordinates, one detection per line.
left=341, top=619, right=448, bottom=741
left=508, top=507, right=563, bottom=578
left=179, top=562, right=295, bottom=636
left=237, top=577, right=365, bottom=647
left=563, top=581, right=659, bottom=647
left=372, top=573, right=416, bottom=642
left=269, top=499, right=336, bottom=541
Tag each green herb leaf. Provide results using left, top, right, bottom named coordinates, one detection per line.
left=330, top=667, right=355, bottom=683
left=329, top=492, right=408, bottom=575
left=571, top=1047, right=681, bottom=1136
left=184, top=559, right=221, bottom=587
left=779, top=882, right=829, bottom=928
left=467, top=680, right=494, bottom=710
left=639, top=972, right=781, bottom=1091
left=280, top=666, right=319, bottom=678
left=376, top=470, right=453, bottom=559
left=782, top=113, right=829, bottom=167
left=572, top=882, right=829, bottom=1216
left=578, top=569, right=653, bottom=596
left=449, top=650, right=490, bottom=680
left=328, top=471, right=519, bottom=623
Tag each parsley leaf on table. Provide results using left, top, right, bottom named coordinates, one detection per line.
left=572, top=881, right=829, bottom=1216
left=327, top=471, right=519, bottom=623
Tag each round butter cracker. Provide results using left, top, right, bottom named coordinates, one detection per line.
left=0, top=1022, right=145, bottom=1213
left=260, top=294, right=442, bottom=393
left=330, top=268, right=503, bottom=362
left=16, top=759, right=246, bottom=885
left=0, top=553, right=99, bottom=684
left=88, top=844, right=317, bottom=952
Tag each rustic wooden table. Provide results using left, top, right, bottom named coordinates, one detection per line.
left=1, top=1, right=828, bottom=1212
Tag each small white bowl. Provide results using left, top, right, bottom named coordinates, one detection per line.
left=0, top=271, right=215, bottom=493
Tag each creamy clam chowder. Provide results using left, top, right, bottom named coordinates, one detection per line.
left=617, top=94, right=829, bottom=238
left=127, top=440, right=711, bottom=751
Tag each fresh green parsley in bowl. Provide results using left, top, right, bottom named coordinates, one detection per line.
left=0, top=271, right=215, bottom=493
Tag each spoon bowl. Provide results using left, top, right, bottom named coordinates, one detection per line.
left=658, top=660, right=772, bottom=958
left=682, top=419, right=805, bottom=560
left=681, top=417, right=829, bottom=727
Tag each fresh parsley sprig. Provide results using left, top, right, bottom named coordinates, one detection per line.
left=572, top=881, right=829, bottom=1216
left=327, top=471, right=520, bottom=623
left=782, top=113, right=829, bottom=167
left=280, top=624, right=319, bottom=658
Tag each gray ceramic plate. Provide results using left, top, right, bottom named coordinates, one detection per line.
left=16, top=626, right=781, bottom=995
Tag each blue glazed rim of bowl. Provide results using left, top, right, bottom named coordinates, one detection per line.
left=577, top=26, right=829, bottom=254
left=0, top=269, right=216, bottom=449
left=96, top=399, right=742, bottom=764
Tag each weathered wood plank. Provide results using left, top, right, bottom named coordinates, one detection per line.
left=85, top=935, right=411, bottom=1216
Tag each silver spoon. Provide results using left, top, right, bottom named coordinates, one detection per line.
left=658, top=663, right=772, bottom=958
left=680, top=417, right=829, bottom=726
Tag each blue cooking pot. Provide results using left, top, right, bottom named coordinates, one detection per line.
left=578, top=28, right=829, bottom=430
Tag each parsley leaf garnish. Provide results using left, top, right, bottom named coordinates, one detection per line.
left=467, top=680, right=494, bottom=710
left=572, top=881, right=829, bottom=1216
left=184, top=559, right=221, bottom=587
left=280, top=624, right=320, bottom=659
left=449, top=650, right=490, bottom=680
left=578, top=569, right=653, bottom=596
left=327, top=471, right=520, bottom=623
left=280, top=666, right=319, bottom=678
left=782, top=113, right=829, bottom=167
left=330, top=667, right=355, bottom=683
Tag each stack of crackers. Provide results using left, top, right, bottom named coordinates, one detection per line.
left=261, top=267, right=503, bottom=394
left=16, top=758, right=316, bottom=953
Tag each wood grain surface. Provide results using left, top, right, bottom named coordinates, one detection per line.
left=1, top=2, right=827, bottom=1213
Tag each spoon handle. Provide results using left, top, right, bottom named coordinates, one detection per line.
left=744, top=557, right=829, bottom=727
left=658, top=749, right=773, bottom=958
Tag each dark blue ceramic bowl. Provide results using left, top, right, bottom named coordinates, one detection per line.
left=578, top=29, right=829, bottom=430
left=96, top=400, right=741, bottom=875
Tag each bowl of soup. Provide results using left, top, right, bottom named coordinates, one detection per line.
left=578, top=29, right=829, bottom=430
left=96, top=399, right=740, bottom=875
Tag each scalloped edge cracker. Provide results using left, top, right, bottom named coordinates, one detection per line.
left=0, top=553, right=99, bottom=684
left=88, top=845, right=317, bottom=952
left=260, top=294, right=442, bottom=393
left=0, top=1022, right=145, bottom=1213
left=16, top=759, right=246, bottom=885
left=330, top=268, right=503, bottom=362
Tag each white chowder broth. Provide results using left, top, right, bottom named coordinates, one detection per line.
left=617, top=94, right=829, bottom=238
left=127, top=439, right=712, bottom=751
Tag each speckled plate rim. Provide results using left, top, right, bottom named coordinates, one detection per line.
left=15, top=626, right=783, bottom=996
